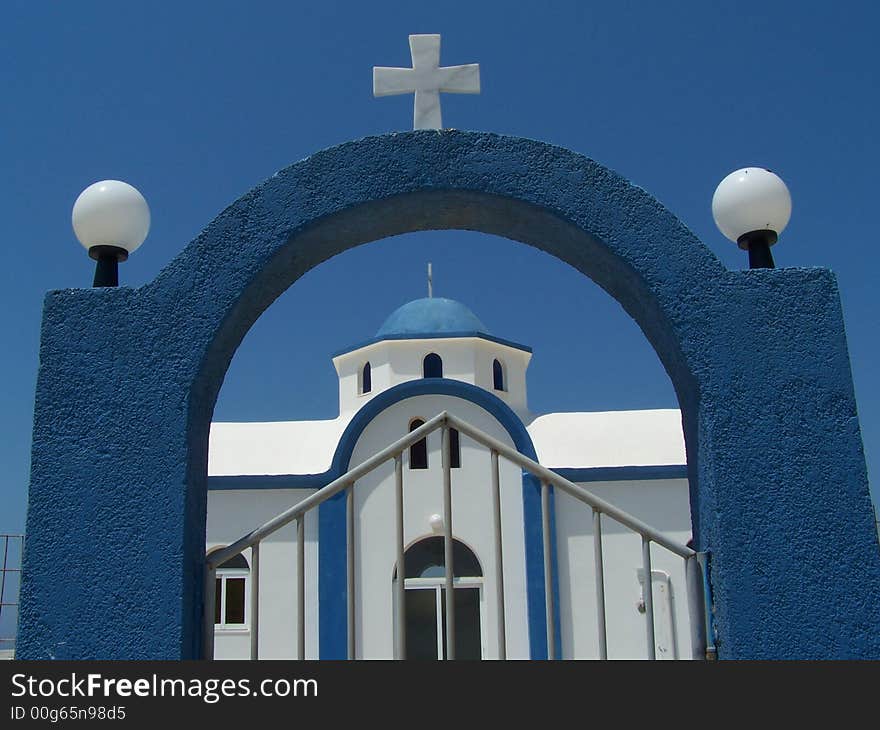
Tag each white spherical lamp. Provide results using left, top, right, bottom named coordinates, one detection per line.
left=72, top=180, right=151, bottom=286
left=712, top=168, right=791, bottom=269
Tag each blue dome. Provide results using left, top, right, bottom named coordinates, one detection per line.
left=376, top=298, right=490, bottom=338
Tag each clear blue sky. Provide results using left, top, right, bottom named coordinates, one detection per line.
left=1, top=0, right=878, bottom=536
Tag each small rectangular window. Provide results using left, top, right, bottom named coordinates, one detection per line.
left=449, top=428, right=461, bottom=469
left=410, top=439, right=428, bottom=469
left=409, top=419, right=428, bottom=469
left=404, top=589, right=439, bottom=660
left=441, top=587, right=482, bottom=660
left=225, top=578, right=246, bottom=624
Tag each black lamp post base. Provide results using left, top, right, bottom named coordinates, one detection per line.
left=89, top=245, right=128, bottom=287
left=737, top=230, right=777, bottom=269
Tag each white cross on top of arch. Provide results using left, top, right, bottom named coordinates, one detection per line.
left=373, top=34, right=480, bottom=130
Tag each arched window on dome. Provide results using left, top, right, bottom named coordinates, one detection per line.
left=360, top=362, right=372, bottom=394
left=409, top=419, right=428, bottom=470
left=423, top=353, right=443, bottom=378
left=393, top=536, right=483, bottom=660
left=493, top=359, right=505, bottom=391
left=209, top=550, right=250, bottom=630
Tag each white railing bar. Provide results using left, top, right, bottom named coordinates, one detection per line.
left=250, top=542, right=260, bottom=660
left=444, top=413, right=694, bottom=559
left=394, top=455, right=406, bottom=659
left=297, top=517, right=305, bottom=660
left=490, top=450, right=507, bottom=660
left=442, top=425, right=455, bottom=660
left=541, top=480, right=556, bottom=659
left=642, top=537, right=656, bottom=660
left=593, top=508, right=607, bottom=660
left=346, top=485, right=355, bottom=660
left=203, top=564, right=216, bottom=659
left=207, top=412, right=448, bottom=569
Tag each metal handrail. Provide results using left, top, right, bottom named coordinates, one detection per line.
left=203, top=413, right=448, bottom=659
left=443, top=413, right=705, bottom=659
left=444, top=413, right=695, bottom=559
left=203, top=411, right=709, bottom=660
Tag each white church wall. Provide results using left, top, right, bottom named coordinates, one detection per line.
left=554, top=478, right=694, bottom=659
left=529, top=409, right=686, bottom=469
left=348, top=394, right=530, bottom=659
left=207, top=489, right=320, bottom=660
left=209, top=420, right=346, bottom=475
left=472, top=339, right=531, bottom=416
left=368, top=353, right=394, bottom=401
left=385, top=339, right=477, bottom=386
left=334, top=341, right=390, bottom=413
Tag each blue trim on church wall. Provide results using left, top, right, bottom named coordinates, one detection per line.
left=19, top=131, right=880, bottom=659
left=205, top=464, right=689, bottom=490
left=209, top=473, right=330, bottom=490
left=317, top=491, right=348, bottom=659
left=552, top=465, right=688, bottom=483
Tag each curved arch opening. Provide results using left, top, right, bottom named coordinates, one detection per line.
left=179, top=133, right=714, bottom=658
left=213, top=231, right=682, bottom=421
left=187, top=179, right=710, bottom=438
left=392, top=536, right=484, bottom=580
left=208, top=231, right=694, bottom=659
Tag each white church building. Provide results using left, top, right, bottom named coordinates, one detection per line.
left=205, top=296, right=703, bottom=660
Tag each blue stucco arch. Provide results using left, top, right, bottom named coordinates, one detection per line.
left=19, top=130, right=880, bottom=659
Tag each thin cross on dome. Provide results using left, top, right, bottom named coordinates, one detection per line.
left=373, top=34, right=480, bottom=130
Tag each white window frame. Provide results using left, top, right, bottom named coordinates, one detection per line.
left=396, top=576, right=485, bottom=659
left=215, top=567, right=250, bottom=634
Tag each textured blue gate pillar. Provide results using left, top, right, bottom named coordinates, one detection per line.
left=18, top=131, right=880, bottom=659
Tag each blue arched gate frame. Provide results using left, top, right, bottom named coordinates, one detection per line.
left=18, top=131, right=880, bottom=659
